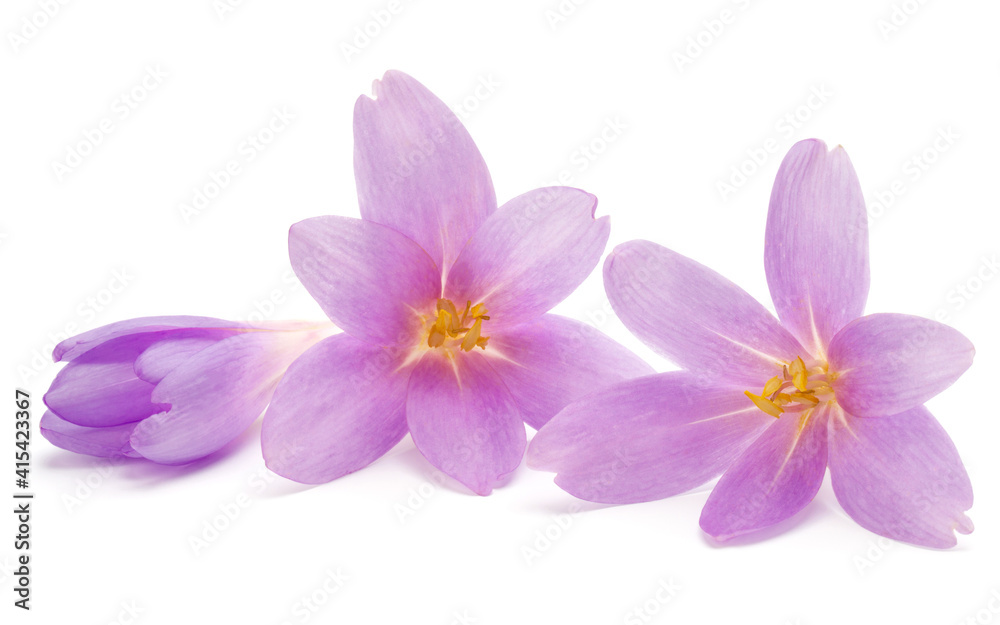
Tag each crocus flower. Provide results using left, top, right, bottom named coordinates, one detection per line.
left=529, top=139, right=975, bottom=547
left=261, top=70, right=651, bottom=495
left=41, top=317, right=334, bottom=463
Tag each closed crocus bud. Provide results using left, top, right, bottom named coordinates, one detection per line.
left=40, top=316, right=335, bottom=464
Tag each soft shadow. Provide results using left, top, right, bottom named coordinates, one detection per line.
left=41, top=418, right=267, bottom=487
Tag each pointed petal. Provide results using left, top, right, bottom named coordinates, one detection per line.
left=528, top=372, right=774, bottom=503
left=129, top=330, right=324, bottom=464
left=262, top=334, right=411, bottom=484
left=40, top=411, right=141, bottom=458
left=53, top=316, right=252, bottom=362
left=44, top=333, right=162, bottom=427
left=604, top=239, right=805, bottom=386
left=700, top=403, right=830, bottom=541
left=445, top=187, right=609, bottom=328
left=828, top=404, right=973, bottom=548
left=486, top=314, right=654, bottom=430
left=828, top=313, right=974, bottom=418
left=354, top=70, right=496, bottom=270
left=288, top=215, right=441, bottom=346
left=406, top=351, right=526, bottom=495
left=765, top=139, right=869, bottom=357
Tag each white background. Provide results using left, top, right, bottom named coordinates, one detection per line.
left=2, top=1, right=998, bottom=623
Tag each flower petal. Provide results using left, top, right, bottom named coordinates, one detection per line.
left=406, top=351, right=526, bottom=495
left=53, top=316, right=251, bottom=362
left=485, top=314, right=654, bottom=429
left=133, top=332, right=235, bottom=383
left=129, top=329, right=324, bottom=464
left=289, top=216, right=441, bottom=346
left=528, top=372, right=774, bottom=503
left=445, top=187, right=609, bottom=329
left=262, top=334, right=410, bottom=484
left=700, top=402, right=830, bottom=541
left=828, top=404, right=973, bottom=548
left=604, top=239, right=805, bottom=386
left=40, top=411, right=141, bottom=458
left=765, top=139, right=870, bottom=357
left=354, top=70, right=496, bottom=270
left=44, top=333, right=163, bottom=427
left=828, top=313, right=974, bottom=418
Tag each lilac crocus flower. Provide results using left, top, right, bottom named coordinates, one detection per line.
left=41, top=317, right=334, bottom=463
left=529, top=139, right=975, bottom=547
left=261, top=71, right=651, bottom=495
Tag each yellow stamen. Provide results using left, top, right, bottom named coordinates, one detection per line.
left=745, top=356, right=836, bottom=418
left=745, top=391, right=784, bottom=418
left=425, top=298, right=491, bottom=352
left=460, top=318, right=483, bottom=352
left=789, top=356, right=808, bottom=392
left=790, top=392, right=820, bottom=405
left=762, top=376, right=782, bottom=397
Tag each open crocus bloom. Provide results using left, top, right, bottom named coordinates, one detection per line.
left=41, top=317, right=334, bottom=464
left=261, top=71, right=651, bottom=495
left=529, top=139, right=975, bottom=547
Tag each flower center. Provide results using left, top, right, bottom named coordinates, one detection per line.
left=426, top=298, right=490, bottom=352
left=745, top=356, right=836, bottom=418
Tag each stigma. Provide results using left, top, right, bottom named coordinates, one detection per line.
left=426, top=298, right=490, bottom=352
left=745, top=356, right=835, bottom=418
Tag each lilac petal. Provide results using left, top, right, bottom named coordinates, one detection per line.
left=129, top=329, right=324, bottom=464
left=828, top=404, right=973, bottom=548
left=765, top=139, right=870, bottom=357
left=133, top=335, right=227, bottom=384
left=828, top=313, right=974, bottom=418
left=700, top=403, right=830, bottom=541
left=53, top=316, right=249, bottom=362
left=354, top=70, right=496, bottom=270
left=289, top=216, right=441, bottom=346
left=262, top=334, right=410, bottom=484
left=44, top=333, right=163, bottom=427
left=604, top=239, right=805, bottom=386
left=406, top=351, right=526, bottom=495
left=486, top=314, right=654, bottom=430
left=528, top=372, right=775, bottom=503
left=445, top=187, right=609, bottom=329
left=40, top=411, right=141, bottom=458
